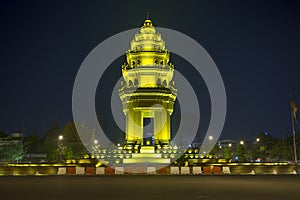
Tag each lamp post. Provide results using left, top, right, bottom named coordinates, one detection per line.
left=57, top=135, right=63, bottom=163
left=240, top=140, right=246, bottom=151
left=239, top=140, right=247, bottom=162
left=256, top=138, right=260, bottom=142
left=209, top=135, right=213, bottom=151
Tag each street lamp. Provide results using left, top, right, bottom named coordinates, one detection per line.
left=58, top=135, right=63, bottom=140
left=228, top=143, right=232, bottom=147
left=92, top=139, right=99, bottom=157
left=57, top=135, right=64, bottom=163
left=240, top=140, right=244, bottom=145
left=208, top=135, right=213, bottom=152
left=256, top=138, right=260, bottom=142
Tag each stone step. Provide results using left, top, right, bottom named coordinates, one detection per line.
left=140, top=146, right=155, bottom=153
left=123, top=158, right=170, bottom=164
left=132, top=153, right=162, bottom=158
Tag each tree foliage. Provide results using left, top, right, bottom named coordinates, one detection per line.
left=236, top=144, right=246, bottom=162
left=224, top=147, right=232, bottom=159
left=0, top=142, right=26, bottom=162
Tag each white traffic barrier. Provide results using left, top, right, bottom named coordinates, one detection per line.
left=96, top=167, right=105, bottom=175
left=57, top=167, right=66, bottom=175
left=192, top=166, right=202, bottom=175
left=170, top=167, right=180, bottom=175
left=222, top=166, right=231, bottom=174
left=146, top=167, right=156, bottom=174
left=181, top=167, right=190, bottom=175
left=76, top=167, right=85, bottom=175
left=115, top=167, right=124, bottom=175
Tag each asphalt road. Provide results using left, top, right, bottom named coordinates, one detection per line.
left=0, top=175, right=299, bottom=200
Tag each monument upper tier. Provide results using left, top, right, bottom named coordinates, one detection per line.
left=121, top=19, right=175, bottom=88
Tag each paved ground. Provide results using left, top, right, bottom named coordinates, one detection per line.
left=0, top=175, right=299, bottom=200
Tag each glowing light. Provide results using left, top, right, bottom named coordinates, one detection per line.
left=240, top=141, right=244, bottom=145
left=94, top=140, right=98, bottom=145
left=256, top=138, right=260, bottom=142
left=209, top=135, right=213, bottom=140
left=228, top=143, right=232, bottom=147
left=58, top=135, right=63, bottom=140
left=264, top=132, right=269, bottom=136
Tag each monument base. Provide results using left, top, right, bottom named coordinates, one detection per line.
left=123, top=146, right=170, bottom=164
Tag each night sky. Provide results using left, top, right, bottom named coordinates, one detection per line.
left=1, top=0, right=300, bottom=142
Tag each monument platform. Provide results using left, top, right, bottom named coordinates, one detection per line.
left=140, top=146, right=155, bottom=153
left=122, top=157, right=170, bottom=164
left=123, top=146, right=170, bottom=164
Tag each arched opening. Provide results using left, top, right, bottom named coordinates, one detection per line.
left=128, top=80, right=133, bottom=87
left=157, top=79, right=161, bottom=86
left=134, top=79, right=139, bottom=86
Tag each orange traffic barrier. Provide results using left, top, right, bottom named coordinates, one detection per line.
left=213, top=166, right=222, bottom=174
left=203, top=166, right=212, bottom=174
left=157, top=167, right=168, bottom=175
left=85, top=167, right=95, bottom=175
left=66, top=167, right=76, bottom=175
left=105, top=167, right=115, bottom=175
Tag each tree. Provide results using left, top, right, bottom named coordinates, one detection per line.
left=236, top=144, right=246, bottom=162
left=47, top=146, right=57, bottom=162
left=224, top=147, right=232, bottom=160
left=60, top=122, right=89, bottom=158
left=0, top=142, right=26, bottom=162
left=0, top=131, right=7, bottom=137
left=268, top=139, right=293, bottom=161
left=40, top=123, right=61, bottom=153
left=24, top=133, right=43, bottom=153
left=65, top=147, right=73, bottom=160
left=57, top=143, right=67, bottom=163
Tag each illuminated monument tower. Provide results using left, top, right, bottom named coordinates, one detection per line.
left=119, top=19, right=177, bottom=163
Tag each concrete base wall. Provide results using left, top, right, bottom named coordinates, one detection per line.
left=0, top=163, right=299, bottom=175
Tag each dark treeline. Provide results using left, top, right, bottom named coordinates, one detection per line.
left=0, top=122, right=89, bottom=162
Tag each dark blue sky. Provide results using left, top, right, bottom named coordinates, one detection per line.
left=0, top=0, right=300, bottom=141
